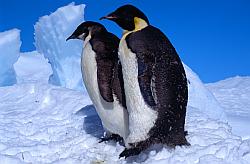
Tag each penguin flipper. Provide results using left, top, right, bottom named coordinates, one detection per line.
left=96, top=58, right=114, bottom=102
left=137, top=58, right=157, bottom=107
left=91, top=34, right=120, bottom=102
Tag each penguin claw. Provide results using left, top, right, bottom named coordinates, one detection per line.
left=98, top=137, right=109, bottom=143
left=119, top=148, right=141, bottom=159
left=99, top=134, right=123, bottom=143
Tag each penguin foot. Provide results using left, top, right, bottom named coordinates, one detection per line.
left=119, top=147, right=142, bottom=159
left=164, top=132, right=190, bottom=147
left=99, top=134, right=123, bottom=143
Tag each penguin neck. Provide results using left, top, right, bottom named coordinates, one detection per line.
left=83, top=33, right=92, bottom=48
left=122, top=17, right=148, bottom=39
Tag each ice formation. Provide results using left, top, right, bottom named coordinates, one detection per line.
left=14, top=51, right=52, bottom=84
left=0, top=29, right=21, bottom=86
left=34, top=3, right=85, bottom=91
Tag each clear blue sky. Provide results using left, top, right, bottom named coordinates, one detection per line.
left=0, top=0, right=249, bottom=83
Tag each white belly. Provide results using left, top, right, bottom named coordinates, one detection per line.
left=119, top=38, right=158, bottom=145
left=81, top=41, right=129, bottom=139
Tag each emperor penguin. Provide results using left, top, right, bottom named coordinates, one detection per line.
left=66, top=21, right=129, bottom=143
left=101, top=5, right=189, bottom=158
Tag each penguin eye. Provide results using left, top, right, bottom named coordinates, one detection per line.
left=83, top=28, right=88, bottom=33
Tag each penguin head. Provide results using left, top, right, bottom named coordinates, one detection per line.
left=100, top=4, right=149, bottom=31
left=66, top=21, right=107, bottom=41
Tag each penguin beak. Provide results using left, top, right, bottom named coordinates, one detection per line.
left=100, top=13, right=117, bottom=20
left=66, top=34, right=77, bottom=41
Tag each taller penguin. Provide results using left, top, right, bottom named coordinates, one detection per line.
left=101, top=5, right=189, bottom=158
left=66, top=21, right=129, bottom=143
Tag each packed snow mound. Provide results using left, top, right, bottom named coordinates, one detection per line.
left=0, top=47, right=248, bottom=163
left=0, top=83, right=249, bottom=163
left=0, top=83, right=90, bottom=163
left=206, top=76, right=250, bottom=139
left=206, top=76, right=250, bottom=115
left=184, top=64, right=226, bottom=122
left=0, top=29, right=21, bottom=87
left=34, top=3, right=85, bottom=91
left=14, top=51, right=52, bottom=84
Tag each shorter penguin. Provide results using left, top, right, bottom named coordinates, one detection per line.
left=66, top=21, right=129, bottom=142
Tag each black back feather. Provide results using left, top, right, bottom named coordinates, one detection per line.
left=90, top=32, right=127, bottom=108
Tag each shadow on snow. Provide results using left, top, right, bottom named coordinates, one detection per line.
left=76, top=105, right=104, bottom=139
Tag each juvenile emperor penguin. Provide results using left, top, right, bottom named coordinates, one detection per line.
left=66, top=21, right=129, bottom=143
left=101, top=5, right=189, bottom=158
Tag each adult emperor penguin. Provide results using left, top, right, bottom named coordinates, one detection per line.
left=66, top=21, right=129, bottom=143
left=101, top=5, right=189, bottom=158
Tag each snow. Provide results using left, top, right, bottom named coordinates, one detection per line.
left=0, top=3, right=249, bottom=163
left=34, top=3, right=85, bottom=91
left=0, top=72, right=250, bottom=163
left=0, top=50, right=249, bottom=163
left=0, top=29, right=21, bottom=87
left=14, top=51, right=52, bottom=84
left=206, top=76, right=250, bottom=139
left=0, top=83, right=92, bottom=163
left=184, top=64, right=227, bottom=122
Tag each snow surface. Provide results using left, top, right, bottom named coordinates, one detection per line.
left=207, top=76, right=250, bottom=139
left=184, top=64, right=226, bottom=122
left=0, top=29, right=21, bottom=86
left=34, top=3, right=85, bottom=91
left=0, top=50, right=249, bottom=163
left=14, top=51, right=52, bottom=84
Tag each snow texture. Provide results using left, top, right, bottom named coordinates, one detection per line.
left=184, top=64, right=227, bottom=122
left=14, top=51, right=52, bottom=84
left=34, top=3, right=85, bottom=91
left=1, top=54, right=250, bottom=163
left=0, top=29, right=21, bottom=86
left=207, top=76, right=250, bottom=139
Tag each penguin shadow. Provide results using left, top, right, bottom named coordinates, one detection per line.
left=76, top=105, right=104, bottom=139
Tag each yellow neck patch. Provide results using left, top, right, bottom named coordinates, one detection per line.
left=121, top=17, right=148, bottom=41
left=134, top=17, right=148, bottom=31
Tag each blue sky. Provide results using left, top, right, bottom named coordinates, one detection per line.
left=0, top=0, right=249, bottom=83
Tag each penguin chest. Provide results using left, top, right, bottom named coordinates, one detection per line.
left=119, top=38, right=158, bottom=144
left=81, top=42, right=129, bottom=139
left=81, top=43, right=99, bottom=100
